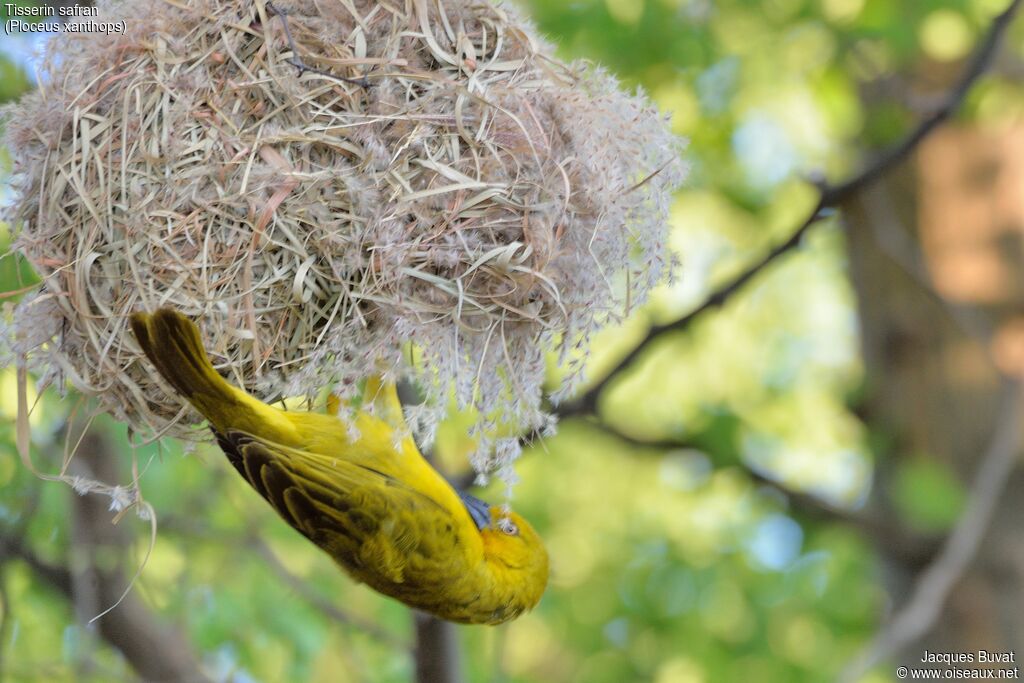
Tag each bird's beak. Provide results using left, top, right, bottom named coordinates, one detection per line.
left=457, top=489, right=493, bottom=531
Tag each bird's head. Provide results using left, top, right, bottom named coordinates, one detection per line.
left=478, top=507, right=549, bottom=621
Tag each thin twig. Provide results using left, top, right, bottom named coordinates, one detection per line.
left=0, top=527, right=213, bottom=683
left=837, top=381, right=1024, bottom=683
left=158, top=509, right=410, bottom=649
left=557, top=0, right=1023, bottom=418
left=250, top=534, right=411, bottom=650
left=581, top=414, right=844, bottom=506
left=558, top=199, right=831, bottom=417
left=265, top=1, right=371, bottom=88
left=574, top=415, right=942, bottom=568
left=859, top=183, right=996, bottom=353
left=821, top=0, right=1022, bottom=203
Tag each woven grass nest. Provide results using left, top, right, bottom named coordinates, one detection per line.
left=4, top=0, right=686, bottom=477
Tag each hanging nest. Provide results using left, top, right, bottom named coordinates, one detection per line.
left=3, top=0, right=686, bottom=477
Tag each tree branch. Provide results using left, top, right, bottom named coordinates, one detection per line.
left=0, top=528, right=211, bottom=683
left=821, top=0, right=1022, bottom=203
left=837, top=380, right=1024, bottom=682
left=574, top=416, right=942, bottom=569
left=557, top=0, right=1023, bottom=418
left=0, top=429, right=212, bottom=683
left=154, top=512, right=411, bottom=650
left=414, top=614, right=465, bottom=683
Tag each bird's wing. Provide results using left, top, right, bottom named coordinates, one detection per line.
left=214, top=430, right=472, bottom=587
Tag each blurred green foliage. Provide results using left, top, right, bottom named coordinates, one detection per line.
left=3, top=0, right=1023, bottom=681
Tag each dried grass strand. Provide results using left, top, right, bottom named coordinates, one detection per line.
left=4, top=0, right=687, bottom=481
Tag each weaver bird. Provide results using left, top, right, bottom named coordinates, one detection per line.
left=130, top=309, right=548, bottom=625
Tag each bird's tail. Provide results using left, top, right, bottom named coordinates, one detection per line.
left=130, top=309, right=241, bottom=429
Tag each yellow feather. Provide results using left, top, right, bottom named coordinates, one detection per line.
left=130, top=308, right=548, bottom=625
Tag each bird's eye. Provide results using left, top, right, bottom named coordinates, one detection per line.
left=498, top=518, right=519, bottom=536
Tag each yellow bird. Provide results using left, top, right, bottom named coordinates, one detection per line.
left=130, top=309, right=548, bottom=625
